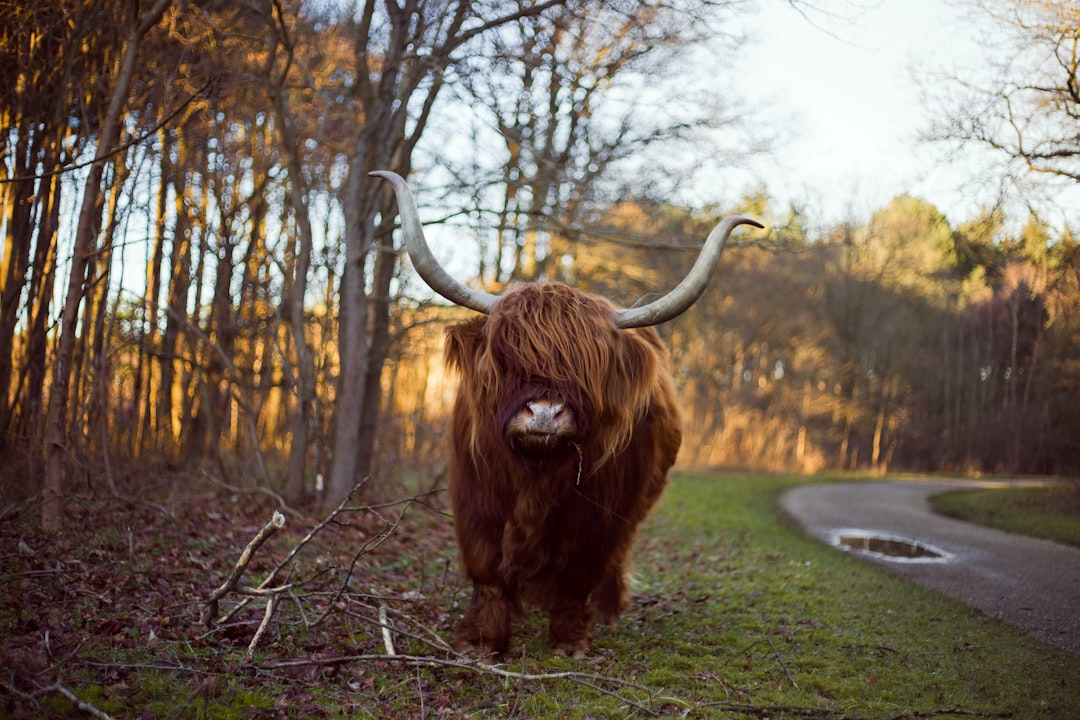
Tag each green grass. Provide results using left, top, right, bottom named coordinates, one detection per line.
left=5, top=472, right=1079, bottom=719
left=598, top=472, right=1080, bottom=718
left=929, top=482, right=1080, bottom=548
left=388, top=472, right=1080, bottom=717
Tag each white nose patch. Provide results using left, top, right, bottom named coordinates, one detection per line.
left=525, top=400, right=565, bottom=433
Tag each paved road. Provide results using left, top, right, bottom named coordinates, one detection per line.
left=779, top=479, right=1080, bottom=656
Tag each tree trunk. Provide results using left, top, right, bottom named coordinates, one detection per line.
left=84, top=162, right=123, bottom=458
left=871, top=397, right=886, bottom=471
left=323, top=0, right=567, bottom=508
left=159, top=131, right=193, bottom=453
left=325, top=163, right=375, bottom=507
left=136, top=128, right=170, bottom=454
left=260, top=1, right=319, bottom=505
left=18, top=132, right=62, bottom=446
left=42, top=0, right=172, bottom=531
left=0, top=128, right=38, bottom=445
left=354, top=215, right=399, bottom=480
left=279, top=140, right=317, bottom=508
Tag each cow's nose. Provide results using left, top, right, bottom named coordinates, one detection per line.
left=525, top=400, right=565, bottom=430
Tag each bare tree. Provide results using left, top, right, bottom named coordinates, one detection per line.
left=447, top=0, right=753, bottom=288
left=922, top=1, right=1080, bottom=207
left=42, top=0, right=173, bottom=529
left=257, top=0, right=322, bottom=506
left=323, top=0, right=569, bottom=507
left=0, top=2, right=106, bottom=454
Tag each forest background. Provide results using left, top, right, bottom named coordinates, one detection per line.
left=3, top=0, right=1079, bottom=532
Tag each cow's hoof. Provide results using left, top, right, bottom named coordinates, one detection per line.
left=552, top=640, right=590, bottom=659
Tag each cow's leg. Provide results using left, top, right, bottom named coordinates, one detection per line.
left=548, top=595, right=593, bottom=658
left=454, top=583, right=516, bottom=658
left=591, top=562, right=630, bottom=626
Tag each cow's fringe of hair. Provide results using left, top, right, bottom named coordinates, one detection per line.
left=445, top=283, right=664, bottom=473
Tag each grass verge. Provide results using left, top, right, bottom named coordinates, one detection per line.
left=928, top=482, right=1080, bottom=548
left=2, top=471, right=1077, bottom=718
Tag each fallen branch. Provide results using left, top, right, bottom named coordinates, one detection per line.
left=341, top=597, right=455, bottom=655
left=0, top=680, right=117, bottom=720
left=200, top=478, right=439, bottom=663
left=379, top=601, right=396, bottom=656
left=703, top=701, right=1013, bottom=719
left=245, top=594, right=276, bottom=662
left=259, top=653, right=659, bottom=715
left=215, top=478, right=374, bottom=628
left=52, top=683, right=117, bottom=720
left=308, top=496, right=417, bottom=628
left=766, top=635, right=799, bottom=690
left=206, top=473, right=306, bottom=521
left=201, top=511, right=285, bottom=628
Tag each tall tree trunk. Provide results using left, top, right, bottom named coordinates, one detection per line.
left=871, top=397, right=886, bottom=471
left=0, top=127, right=39, bottom=445
left=354, top=217, right=399, bottom=480
left=261, top=1, right=318, bottom=505
left=160, top=134, right=193, bottom=452
left=283, top=233, right=316, bottom=505
left=208, top=228, right=238, bottom=456
left=279, top=143, right=317, bottom=507
left=136, top=130, right=170, bottom=454
left=16, top=129, right=63, bottom=446
left=323, top=0, right=566, bottom=508
left=85, top=162, right=123, bottom=457
left=180, top=185, right=210, bottom=458
left=325, top=163, right=376, bottom=507
left=42, top=0, right=172, bottom=531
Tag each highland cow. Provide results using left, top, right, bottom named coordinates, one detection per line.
left=371, top=171, right=761, bottom=658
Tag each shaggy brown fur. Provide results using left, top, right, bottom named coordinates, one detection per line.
left=444, top=282, right=682, bottom=657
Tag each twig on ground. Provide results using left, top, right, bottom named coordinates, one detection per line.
left=885, top=710, right=1013, bottom=720
left=200, top=478, right=443, bottom=663
left=201, top=510, right=285, bottom=628
left=270, top=478, right=371, bottom=575
left=342, top=598, right=455, bottom=655
left=81, top=660, right=216, bottom=675
left=0, top=679, right=41, bottom=715
left=208, top=479, right=378, bottom=630
left=245, top=595, right=276, bottom=662
left=766, top=635, right=799, bottom=690
left=206, top=473, right=307, bottom=521
left=259, top=653, right=659, bottom=716
left=379, top=600, right=396, bottom=656
left=25, top=683, right=116, bottom=720
left=215, top=477, right=375, bottom=627
left=703, top=701, right=1013, bottom=719
left=309, top=496, right=418, bottom=628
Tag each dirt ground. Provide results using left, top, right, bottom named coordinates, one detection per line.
left=0, top=472, right=461, bottom=717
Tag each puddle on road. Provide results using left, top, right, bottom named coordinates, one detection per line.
left=830, top=530, right=952, bottom=563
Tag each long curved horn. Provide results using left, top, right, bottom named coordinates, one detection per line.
left=372, top=170, right=762, bottom=325
left=370, top=170, right=498, bottom=314
left=613, top=215, right=763, bottom=329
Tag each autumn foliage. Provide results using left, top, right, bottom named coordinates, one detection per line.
left=2, top=0, right=1080, bottom=532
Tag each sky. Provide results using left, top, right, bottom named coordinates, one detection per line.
left=724, top=0, right=1078, bottom=231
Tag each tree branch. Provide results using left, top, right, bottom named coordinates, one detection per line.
left=202, top=511, right=286, bottom=628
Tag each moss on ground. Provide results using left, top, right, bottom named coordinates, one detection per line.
left=3, top=472, right=1077, bottom=718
